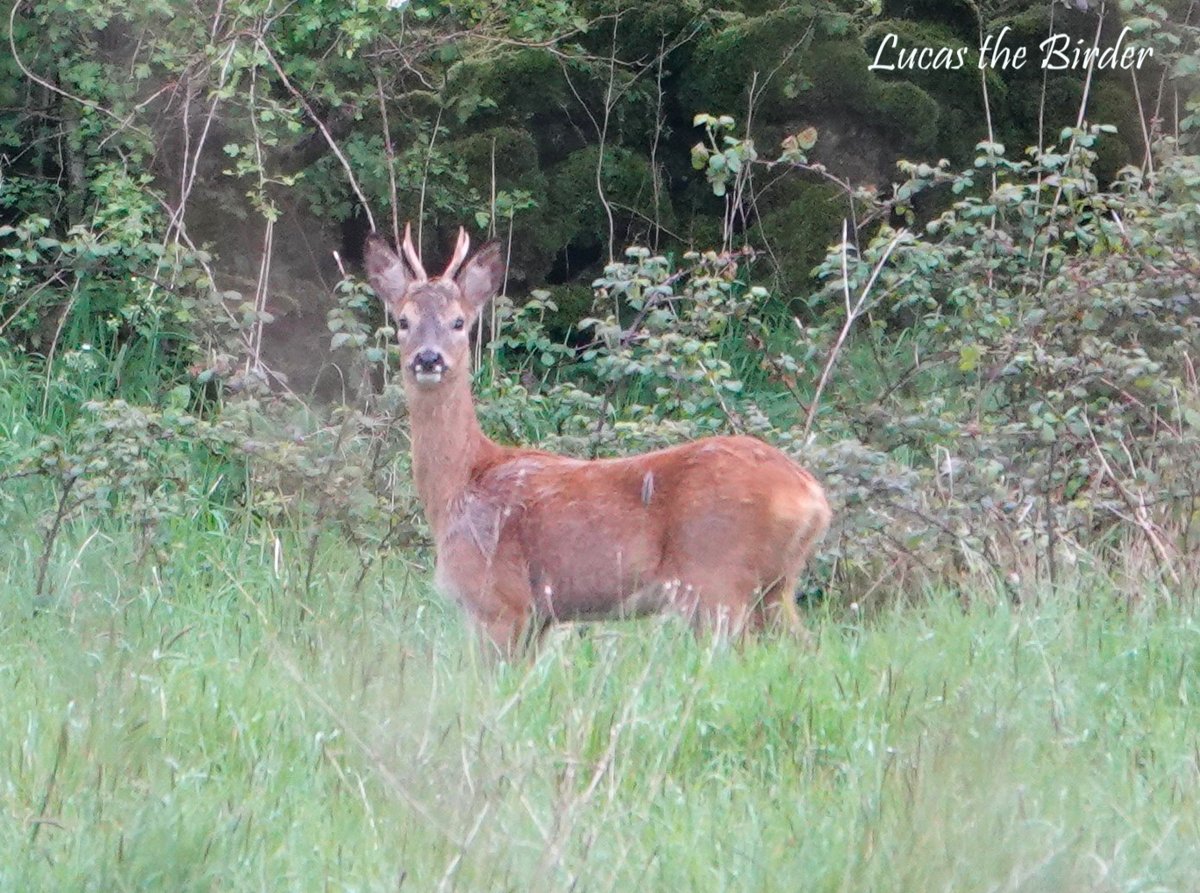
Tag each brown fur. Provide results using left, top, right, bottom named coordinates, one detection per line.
left=366, top=227, right=832, bottom=654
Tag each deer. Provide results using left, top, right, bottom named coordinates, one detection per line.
left=364, top=224, right=832, bottom=654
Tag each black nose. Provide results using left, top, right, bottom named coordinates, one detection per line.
left=412, top=349, right=444, bottom=372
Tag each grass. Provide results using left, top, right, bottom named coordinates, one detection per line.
left=2, top=509, right=1198, bottom=892
left=2, top=348, right=1197, bottom=891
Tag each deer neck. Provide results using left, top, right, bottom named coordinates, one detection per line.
left=406, top=375, right=495, bottom=539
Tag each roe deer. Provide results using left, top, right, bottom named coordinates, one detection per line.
left=365, top=225, right=831, bottom=653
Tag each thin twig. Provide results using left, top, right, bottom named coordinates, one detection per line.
left=376, top=68, right=402, bottom=247
left=415, top=99, right=445, bottom=252
left=257, top=37, right=376, bottom=232
left=802, top=224, right=907, bottom=440
left=1036, top=1, right=1107, bottom=291
left=1083, top=410, right=1180, bottom=584
left=8, top=0, right=153, bottom=143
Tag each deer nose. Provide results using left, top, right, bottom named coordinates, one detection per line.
left=411, top=349, right=446, bottom=375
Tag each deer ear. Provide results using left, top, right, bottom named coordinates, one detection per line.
left=455, top=241, right=505, bottom=318
left=364, top=236, right=411, bottom=307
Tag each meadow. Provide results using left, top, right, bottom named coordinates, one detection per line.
left=3, top=502, right=1197, bottom=891
left=3, top=2, right=1198, bottom=889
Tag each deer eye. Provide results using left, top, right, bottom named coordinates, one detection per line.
left=397, top=316, right=410, bottom=332
left=452, top=317, right=465, bottom=331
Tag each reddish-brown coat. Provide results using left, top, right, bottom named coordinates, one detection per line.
left=367, top=226, right=831, bottom=653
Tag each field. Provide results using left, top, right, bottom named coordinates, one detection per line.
left=3, top=511, right=1197, bottom=891
left=3, top=3, right=1198, bottom=889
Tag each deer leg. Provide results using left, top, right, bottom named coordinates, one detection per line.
left=476, top=609, right=528, bottom=658
left=754, top=574, right=813, bottom=645
left=685, top=570, right=757, bottom=639
left=474, top=602, right=552, bottom=660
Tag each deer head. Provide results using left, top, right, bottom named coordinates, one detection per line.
left=364, top=224, right=504, bottom=388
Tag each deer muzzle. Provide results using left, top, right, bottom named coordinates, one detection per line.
left=410, top=348, right=447, bottom=385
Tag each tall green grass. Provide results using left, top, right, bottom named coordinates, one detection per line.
left=2, top=508, right=1197, bottom=892
left=3, top=344, right=1197, bottom=891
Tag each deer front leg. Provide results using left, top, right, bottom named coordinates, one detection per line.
left=465, top=568, right=547, bottom=659
left=474, top=605, right=548, bottom=658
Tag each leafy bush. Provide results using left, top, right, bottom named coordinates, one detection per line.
left=2, top=0, right=1198, bottom=613
left=467, top=125, right=1200, bottom=601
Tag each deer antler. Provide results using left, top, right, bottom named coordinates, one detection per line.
left=401, top=222, right=428, bottom=281
left=442, top=227, right=471, bottom=280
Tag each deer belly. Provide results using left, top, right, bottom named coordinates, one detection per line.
left=530, top=575, right=668, bottom=621
left=526, top=525, right=664, bottom=621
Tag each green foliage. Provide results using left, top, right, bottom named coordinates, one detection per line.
left=691, top=113, right=758, bottom=199
left=445, top=127, right=558, bottom=285
left=475, top=246, right=779, bottom=456
left=1, top=0, right=1197, bottom=605
left=875, top=81, right=940, bottom=151
left=447, top=48, right=569, bottom=131
left=755, top=181, right=849, bottom=298
left=4, top=0, right=1187, bottom=361
left=804, top=131, right=1199, bottom=586
left=546, top=145, right=675, bottom=258
left=13, top=116, right=1198, bottom=606
left=680, top=6, right=845, bottom=119
left=464, top=121, right=1200, bottom=594
left=0, top=171, right=220, bottom=378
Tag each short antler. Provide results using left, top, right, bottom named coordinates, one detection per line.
left=443, top=227, right=471, bottom=280
left=401, top=222, right=428, bottom=281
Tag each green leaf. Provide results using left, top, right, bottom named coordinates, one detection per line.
left=958, top=344, right=982, bottom=373
left=167, top=385, right=191, bottom=408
